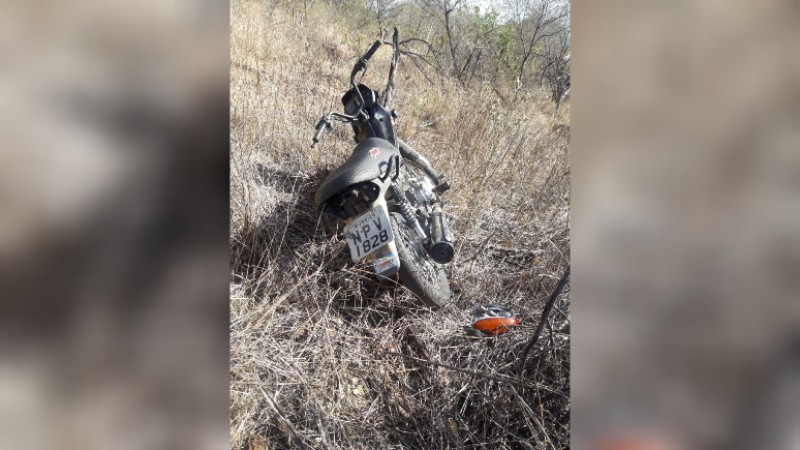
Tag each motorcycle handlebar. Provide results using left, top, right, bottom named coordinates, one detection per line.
left=312, top=126, right=325, bottom=145
left=311, top=116, right=331, bottom=146
left=351, top=40, right=382, bottom=76
left=314, top=40, right=383, bottom=145
left=363, top=39, right=382, bottom=62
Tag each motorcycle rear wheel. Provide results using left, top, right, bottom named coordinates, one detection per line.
left=390, top=212, right=450, bottom=308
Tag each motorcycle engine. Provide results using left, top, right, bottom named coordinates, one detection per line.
left=407, top=176, right=436, bottom=206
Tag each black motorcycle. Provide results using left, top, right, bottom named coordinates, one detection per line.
left=312, top=39, right=454, bottom=308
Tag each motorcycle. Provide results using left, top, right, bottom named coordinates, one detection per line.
left=311, top=39, right=454, bottom=308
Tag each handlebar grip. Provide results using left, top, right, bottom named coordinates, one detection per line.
left=312, top=127, right=325, bottom=145
left=362, top=40, right=382, bottom=62
left=352, top=40, right=382, bottom=74
left=311, top=117, right=331, bottom=146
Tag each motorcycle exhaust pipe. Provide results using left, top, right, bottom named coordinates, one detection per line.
left=429, top=207, right=454, bottom=264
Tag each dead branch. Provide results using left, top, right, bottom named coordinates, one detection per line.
left=383, top=351, right=567, bottom=396
left=402, top=52, right=436, bottom=85
left=517, top=266, right=570, bottom=377
left=381, top=28, right=400, bottom=107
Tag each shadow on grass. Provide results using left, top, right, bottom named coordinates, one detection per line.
left=232, top=164, right=424, bottom=326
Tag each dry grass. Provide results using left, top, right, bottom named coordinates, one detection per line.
left=230, top=1, right=570, bottom=448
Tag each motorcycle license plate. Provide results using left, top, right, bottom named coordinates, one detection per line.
left=345, top=205, right=394, bottom=261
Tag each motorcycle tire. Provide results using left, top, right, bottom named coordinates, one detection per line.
left=390, top=212, right=450, bottom=308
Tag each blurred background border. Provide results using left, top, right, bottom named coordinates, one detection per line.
left=572, top=0, right=799, bottom=448
left=0, top=0, right=230, bottom=449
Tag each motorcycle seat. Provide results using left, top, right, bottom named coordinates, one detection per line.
left=315, top=137, right=401, bottom=208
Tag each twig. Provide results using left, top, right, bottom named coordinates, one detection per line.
left=510, top=385, right=557, bottom=450
left=398, top=47, right=436, bottom=68
left=258, top=386, right=314, bottom=450
left=403, top=53, right=435, bottom=85
left=381, top=28, right=400, bottom=108
left=382, top=351, right=566, bottom=396
left=374, top=37, right=438, bottom=84
left=517, top=266, right=570, bottom=377
left=398, top=37, right=435, bottom=50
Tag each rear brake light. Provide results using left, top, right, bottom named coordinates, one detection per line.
left=326, top=182, right=380, bottom=219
